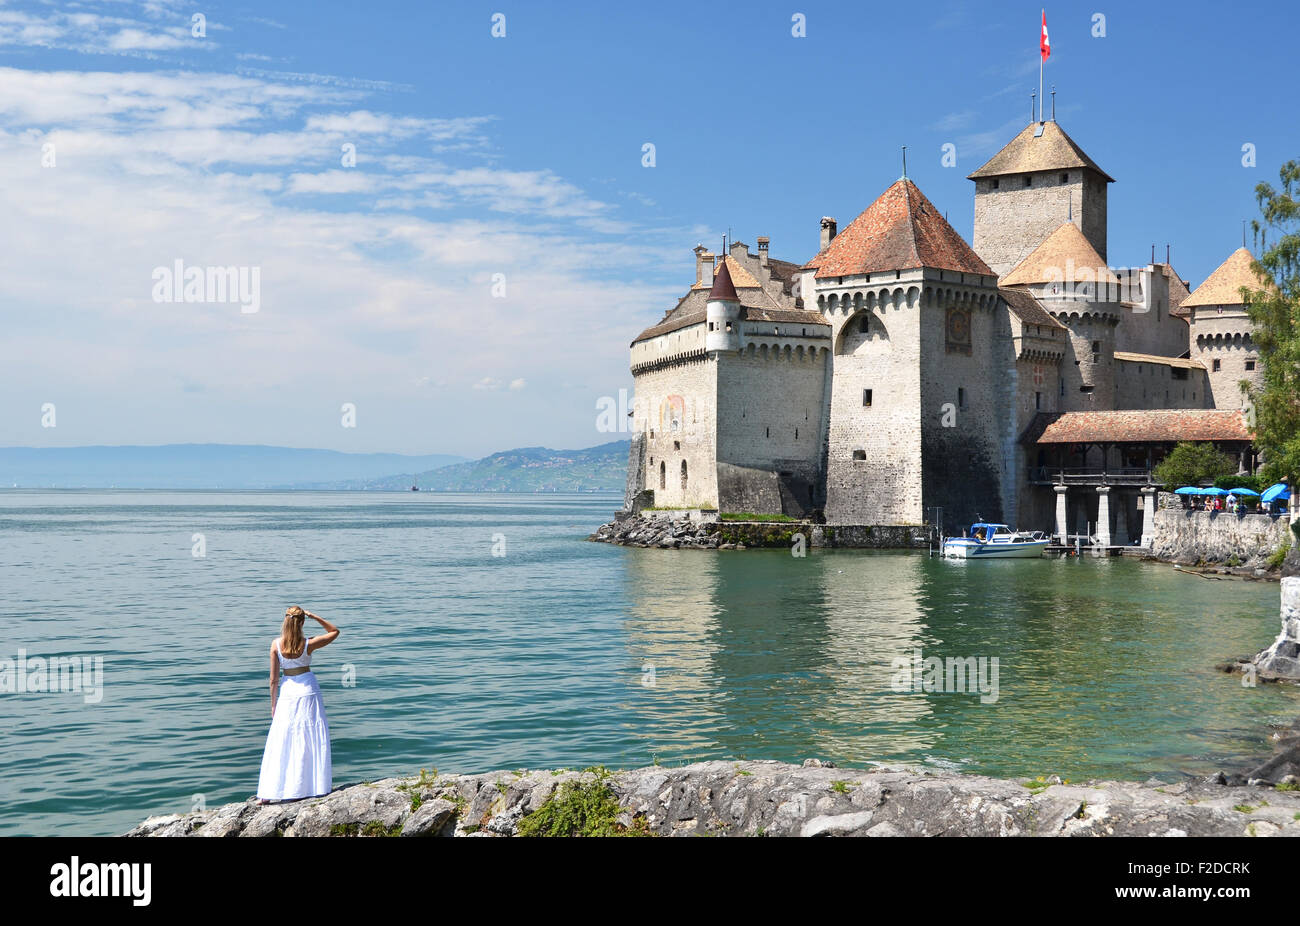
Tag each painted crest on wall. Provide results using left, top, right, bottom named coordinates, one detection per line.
left=660, top=395, right=685, bottom=432
left=945, top=306, right=971, bottom=355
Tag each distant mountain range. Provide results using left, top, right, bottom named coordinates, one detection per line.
left=0, top=444, right=465, bottom=489
left=312, top=440, right=631, bottom=492
left=0, top=440, right=631, bottom=492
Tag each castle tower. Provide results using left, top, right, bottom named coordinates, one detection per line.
left=1184, top=247, right=1270, bottom=410
left=704, top=258, right=743, bottom=353
left=1002, top=222, right=1122, bottom=409
left=968, top=121, right=1113, bottom=277
left=800, top=178, right=1003, bottom=528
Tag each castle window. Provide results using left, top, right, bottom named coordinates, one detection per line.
left=852, top=449, right=866, bottom=461
left=1080, top=385, right=1095, bottom=394
left=958, top=387, right=966, bottom=409
left=1035, top=391, right=1042, bottom=410
left=659, top=461, right=666, bottom=490
left=681, top=460, right=688, bottom=491
left=1023, top=175, right=1032, bottom=188
left=708, top=322, right=714, bottom=331
left=795, top=428, right=799, bottom=439
left=766, top=427, right=770, bottom=438
left=1060, top=173, right=1069, bottom=184
left=649, top=430, right=654, bottom=439
left=1091, top=340, right=1100, bottom=363
left=1212, top=359, right=1221, bottom=372
left=863, top=389, right=873, bottom=407
left=673, top=440, right=680, bottom=450
left=1246, top=359, right=1257, bottom=371
left=725, top=321, right=732, bottom=332
left=991, top=178, right=1000, bottom=190
left=1059, top=379, right=1065, bottom=397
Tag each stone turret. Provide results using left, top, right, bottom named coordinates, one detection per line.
left=704, top=258, right=743, bottom=353
left=968, top=121, right=1113, bottom=277
left=1002, top=222, right=1122, bottom=409
left=1184, top=247, right=1269, bottom=410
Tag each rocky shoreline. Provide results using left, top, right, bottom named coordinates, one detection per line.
left=587, top=515, right=930, bottom=550
left=127, top=735, right=1300, bottom=838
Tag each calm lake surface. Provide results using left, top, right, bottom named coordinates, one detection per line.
left=1, top=490, right=1295, bottom=836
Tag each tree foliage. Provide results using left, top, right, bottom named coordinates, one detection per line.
left=1243, top=160, right=1300, bottom=483
left=1153, top=441, right=1236, bottom=488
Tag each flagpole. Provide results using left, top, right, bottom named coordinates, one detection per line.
left=1039, top=9, right=1044, bottom=122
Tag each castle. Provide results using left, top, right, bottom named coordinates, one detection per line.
left=623, top=117, right=1268, bottom=544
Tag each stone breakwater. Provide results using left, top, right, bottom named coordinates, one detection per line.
left=588, top=516, right=931, bottom=550
left=1149, top=509, right=1292, bottom=573
left=126, top=755, right=1300, bottom=838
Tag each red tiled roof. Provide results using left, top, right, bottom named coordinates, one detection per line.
left=1000, top=286, right=1065, bottom=330
left=802, top=178, right=993, bottom=279
left=1023, top=409, right=1253, bottom=445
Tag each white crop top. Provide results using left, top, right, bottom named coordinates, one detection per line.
left=277, top=638, right=312, bottom=669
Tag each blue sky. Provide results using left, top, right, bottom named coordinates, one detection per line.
left=0, top=0, right=1293, bottom=456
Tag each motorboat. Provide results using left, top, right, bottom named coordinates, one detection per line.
left=941, top=522, right=1048, bottom=559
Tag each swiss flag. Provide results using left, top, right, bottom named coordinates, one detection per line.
left=1040, top=10, right=1051, bottom=60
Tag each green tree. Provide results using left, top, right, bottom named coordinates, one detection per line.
left=1243, top=160, right=1300, bottom=485
left=1153, top=441, right=1236, bottom=489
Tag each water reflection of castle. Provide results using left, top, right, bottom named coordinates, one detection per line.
left=625, top=117, right=1264, bottom=543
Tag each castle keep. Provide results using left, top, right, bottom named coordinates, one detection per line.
left=623, top=116, right=1268, bottom=541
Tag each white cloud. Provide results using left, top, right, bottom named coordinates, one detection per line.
left=0, top=63, right=683, bottom=453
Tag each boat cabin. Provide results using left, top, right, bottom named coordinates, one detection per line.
left=968, top=523, right=1014, bottom=542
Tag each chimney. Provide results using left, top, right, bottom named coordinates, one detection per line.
left=820, top=217, right=837, bottom=250
left=695, top=246, right=715, bottom=288
left=756, top=236, right=770, bottom=267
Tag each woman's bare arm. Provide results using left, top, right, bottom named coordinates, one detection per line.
left=305, top=611, right=340, bottom=652
left=268, top=641, right=280, bottom=717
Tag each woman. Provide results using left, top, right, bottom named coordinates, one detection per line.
left=256, top=606, right=339, bottom=804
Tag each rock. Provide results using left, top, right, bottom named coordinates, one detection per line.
left=1251, top=577, right=1300, bottom=680
left=124, top=759, right=1300, bottom=838
left=401, top=799, right=456, bottom=837
left=802, top=811, right=875, bottom=837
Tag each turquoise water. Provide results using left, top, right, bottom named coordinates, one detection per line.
left=1, top=490, right=1295, bottom=836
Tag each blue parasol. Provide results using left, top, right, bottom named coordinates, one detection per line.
left=1261, top=483, right=1291, bottom=503
left=1174, top=486, right=1202, bottom=495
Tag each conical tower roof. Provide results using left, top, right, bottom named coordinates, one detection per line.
left=1182, top=247, right=1273, bottom=308
left=1001, top=221, right=1118, bottom=286
left=967, top=121, right=1114, bottom=182
left=708, top=254, right=739, bottom=301
left=802, top=178, right=992, bottom=278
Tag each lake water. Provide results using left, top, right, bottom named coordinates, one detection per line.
left=1, top=490, right=1295, bottom=836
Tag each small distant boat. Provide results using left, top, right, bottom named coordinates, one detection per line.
left=941, top=522, right=1048, bottom=559
left=410, top=485, right=419, bottom=492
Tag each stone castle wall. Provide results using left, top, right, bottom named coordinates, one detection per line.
left=1115, top=268, right=1190, bottom=358
left=630, top=324, right=719, bottom=509
left=822, top=280, right=925, bottom=524
left=1115, top=358, right=1212, bottom=410
left=1053, top=308, right=1119, bottom=410
left=715, top=340, right=829, bottom=515
left=919, top=287, right=1007, bottom=528
left=1189, top=310, right=1262, bottom=410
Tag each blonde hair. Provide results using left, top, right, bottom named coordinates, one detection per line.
left=279, top=606, right=306, bottom=659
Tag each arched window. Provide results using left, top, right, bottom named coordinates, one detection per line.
left=680, top=460, right=688, bottom=491
left=659, top=460, right=665, bottom=490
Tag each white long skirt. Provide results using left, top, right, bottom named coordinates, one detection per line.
left=257, top=672, right=332, bottom=801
